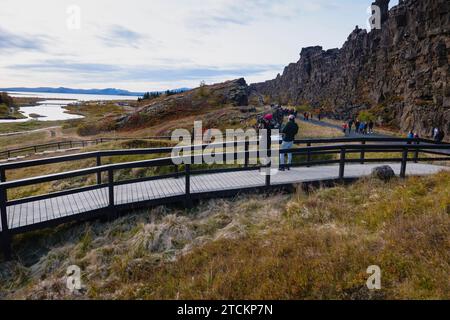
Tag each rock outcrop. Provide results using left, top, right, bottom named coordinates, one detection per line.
left=118, top=78, right=249, bottom=129
left=251, top=0, right=450, bottom=138
left=372, top=165, right=396, bottom=182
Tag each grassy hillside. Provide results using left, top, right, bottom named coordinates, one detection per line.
left=1, top=172, right=448, bottom=300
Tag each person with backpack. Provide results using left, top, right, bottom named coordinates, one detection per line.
left=280, top=115, right=299, bottom=171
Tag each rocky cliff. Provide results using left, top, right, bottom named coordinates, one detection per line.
left=251, top=0, right=450, bottom=137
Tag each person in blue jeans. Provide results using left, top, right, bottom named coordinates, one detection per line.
left=280, top=115, right=299, bottom=171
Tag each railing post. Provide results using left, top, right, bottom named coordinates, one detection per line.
left=265, top=162, right=271, bottom=188
left=107, top=169, right=116, bottom=219
left=96, top=155, right=102, bottom=185
left=244, top=140, right=249, bottom=168
left=0, top=184, right=12, bottom=260
left=360, top=140, right=366, bottom=164
left=184, top=164, right=193, bottom=208
left=400, top=148, right=408, bottom=179
left=174, top=165, right=179, bottom=179
left=414, top=140, right=420, bottom=163
left=339, top=148, right=346, bottom=181
left=307, top=142, right=312, bottom=167
left=265, top=135, right=271, bottom=188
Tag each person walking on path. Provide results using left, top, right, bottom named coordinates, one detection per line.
left=348, top=119, right=354, bottom=134
left=342, top=122, right=349, bottom=135
left=280, top=115, right=299, bottom=171
left=368, top=120, right=374, bottom=134
left=414, top=132, right=420, bottom=144
left=355, top=120, right=361, bottom=134
left=407, top=130, right=414, bottom=144
left=359, top=122, right=366, bottom=135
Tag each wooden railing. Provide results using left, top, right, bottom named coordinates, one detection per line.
left=1, top=137, right=449, bottom=260
left=0, top=136, right=172, bottom=160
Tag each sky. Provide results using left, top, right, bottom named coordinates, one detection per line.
left=0, top=0, right=399, bottom=91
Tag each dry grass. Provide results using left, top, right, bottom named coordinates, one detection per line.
left=1, top=172, right=449, bottom=300
left=297, top=120, right=344, bottom=138
left=5, top=139, right=178, bottom=200
left=321, top=118, right=404, bottom=137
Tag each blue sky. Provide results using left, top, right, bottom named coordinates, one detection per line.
left=0, top=0, right=399, bottom=91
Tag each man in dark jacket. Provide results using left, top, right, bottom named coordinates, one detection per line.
left=435, top=129, right=445, bottom=143
left=280, top=115, right=299, bottom=171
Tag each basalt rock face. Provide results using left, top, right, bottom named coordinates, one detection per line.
left=251, top=0, right=450, bottom=138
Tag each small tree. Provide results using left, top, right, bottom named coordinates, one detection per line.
left=358, top=110, right=376, bottom=122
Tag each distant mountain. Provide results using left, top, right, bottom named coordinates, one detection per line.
left=0, top=87, right=190, bottom=97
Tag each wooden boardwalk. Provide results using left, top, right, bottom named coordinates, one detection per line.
left=4, top=162, right=448, bottom=232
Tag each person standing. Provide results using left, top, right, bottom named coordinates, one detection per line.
left=359, top=122, right=366, bottom=135
left=435, top=129, right=445, bottom=143
left=280, top=115, right=299, bottom=171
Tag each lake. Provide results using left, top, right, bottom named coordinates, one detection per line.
left=0, top=91, right=138, bottom=123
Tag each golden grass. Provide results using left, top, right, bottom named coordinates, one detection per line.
left=1, top=172, right=449, bottom=300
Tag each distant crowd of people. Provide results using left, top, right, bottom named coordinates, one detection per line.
left=406, top=127, right=445, bottom=142
left=269, top=104, right=298, bottom=129
left=257, top=105, right=447, bottom=171
left=341, top=119, right=375, bottom=136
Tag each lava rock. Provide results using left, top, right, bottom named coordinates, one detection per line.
left=371, top=165, right=396, bottom=182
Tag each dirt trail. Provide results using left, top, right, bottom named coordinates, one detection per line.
left=0, top=126, right=62, bottom=137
